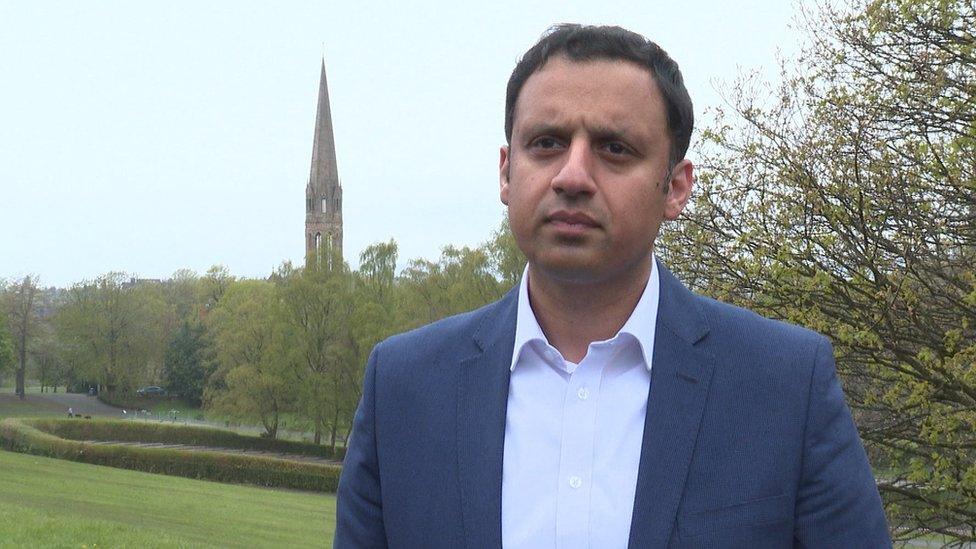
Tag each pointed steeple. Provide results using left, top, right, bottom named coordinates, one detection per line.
left=305, top=57, right=343, bottom=264
left=309, top=59, right=339, bottom=187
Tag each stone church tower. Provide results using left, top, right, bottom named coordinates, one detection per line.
left=305, top=59, right=343, bottom=263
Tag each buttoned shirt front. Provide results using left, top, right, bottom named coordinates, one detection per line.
left=501, top=258, right=660, bottom=549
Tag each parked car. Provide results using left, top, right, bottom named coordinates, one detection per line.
left=136, top=386, right=167, bottom=397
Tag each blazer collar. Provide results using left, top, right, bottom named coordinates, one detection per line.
left=628, top=260, right=716, bottom=546
left=456, top=263, right=716, bottom=547
left=457, top=285, right=518, bottom=548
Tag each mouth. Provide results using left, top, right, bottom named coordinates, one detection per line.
left=545, top=210, right=601, bottom=232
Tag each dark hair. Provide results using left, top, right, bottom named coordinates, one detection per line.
left=505, top=24, right=694, bottom=165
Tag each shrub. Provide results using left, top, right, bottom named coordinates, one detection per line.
left=29, top=418, right=345, bottom=461
left=0, top=418, right=343, bottom=492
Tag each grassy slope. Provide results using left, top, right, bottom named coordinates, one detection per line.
left=0, top=395, right=67, bottom=420
left=0, top=449, right=336, bottom=548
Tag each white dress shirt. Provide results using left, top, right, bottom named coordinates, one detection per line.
left=501, top=258, right=660, bottom=549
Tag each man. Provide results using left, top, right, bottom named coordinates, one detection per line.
left=335, top=24, right=889, bottom=548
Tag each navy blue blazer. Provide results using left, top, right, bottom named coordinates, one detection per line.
left=335, top=263, right=890, bottom=548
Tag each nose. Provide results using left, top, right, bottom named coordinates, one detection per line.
left=550, top=139, right=596, bottom=197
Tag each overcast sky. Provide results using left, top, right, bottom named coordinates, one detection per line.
left=0, top=0, right=802, bottom=288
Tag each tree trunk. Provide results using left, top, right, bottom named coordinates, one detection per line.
left=15, top=340, right=26, bottom=399
left=330, top=404, right=340, bottom=453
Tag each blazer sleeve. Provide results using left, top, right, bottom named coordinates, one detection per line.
left=334, top=345, right=388, bottom=549
left=794, top=336, right=891, bottom=547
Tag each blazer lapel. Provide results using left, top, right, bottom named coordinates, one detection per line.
left=457, top=287, right=518, bottom=549
left=629, top=262, right=717, bottom=547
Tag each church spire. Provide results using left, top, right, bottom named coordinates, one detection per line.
left=309, top=59, right=339, bottom=187
left=305, top=57, right=343, bottom=264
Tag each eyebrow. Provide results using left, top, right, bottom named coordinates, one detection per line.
left=520, top=121, right=639, bottom=144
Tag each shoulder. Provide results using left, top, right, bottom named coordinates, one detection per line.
left=371, top=290, right=515, bottom=374
left=685, top=293, right=832, bottom=399
left=695, top=294, right=827, bottom=352
left=656, top=261, right=828, bottom=360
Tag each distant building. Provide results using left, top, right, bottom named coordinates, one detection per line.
left=304, top=60, right=343, bottom=263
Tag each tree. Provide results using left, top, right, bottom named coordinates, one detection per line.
left=166, top=268, right=202, bottom=322
left=4, top=275, right=39, bottom=399
left=54, top=273, right=167, bottom=395
left=205, top=279, right=290, bottom=438
left=276, top=250, right=355, bottom=447
left=343, top=241, right=403, bottom=441
left=0, top=307, right=13, bottom=386
left=30, top=323, right=65, bottom=393
left=399, top=245, right=507, bottom=328
left=163, top=320, right=211, bottom=405
left=486, top=216, right=526, bottom=289
left=659, top=0, right=975, bottom=540
left=200, top=265, right=233, bottom=314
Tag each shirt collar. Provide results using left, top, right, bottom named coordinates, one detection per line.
left=510, top=255, right=660, bottom=372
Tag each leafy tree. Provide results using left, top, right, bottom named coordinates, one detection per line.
left=30, top=322, right=65, bottom=393
left=163, top=320, right=212, bottom=405
left=276, top=249, right=355, bottom=447
left=54, top=273, right=167, bottom=396
left=200, top=265, right=233, bottom=314
left=343, top=241, right=403, bottom=441
left=399, top=245, right=507, bottom=328
left=659, top=0, right=975, bottom=540
left=486, top=216, right=526, bottom=288
left=205, top=279, right=290, bottom=438
left=166, top=269, right=202, bottom=322
left=0, top=307, right=13, bottom=385
left=4, top=275, right=39, bottom=399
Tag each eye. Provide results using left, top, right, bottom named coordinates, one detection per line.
left=528, top=136, right=563, bottom=150
left=602, top=142, right=631, bottom=156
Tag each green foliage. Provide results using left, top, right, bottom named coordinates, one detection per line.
left=487, top=216, right=526, bottom=288
left=399, top=244, right=509, bottom=328
left=0, top=418, right=342, bottom=492
left=203, top=225, right=518, bottom=448
left=29, top=417, right=344, bottom=460
left=660, top=0, right=976, bottom=539
left=205, top=279, right=292, bottom=438
left=3, top=275, right=40, bottom=398
left=275, top=254, right=359, bottom=448
left=54, top=273, right=169, bottom=394
left=163, top=320, right=212, bottom=405
left=0, top=313, right=13, bottom=378
left=21, top=217, right=522, bottom=454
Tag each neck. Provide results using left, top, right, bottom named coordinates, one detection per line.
left=527, top=258, right=652, bottom=363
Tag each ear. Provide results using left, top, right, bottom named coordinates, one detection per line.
left=499, top=145, right=511, bottom=206
left=663, top=158, right=693, bottom=220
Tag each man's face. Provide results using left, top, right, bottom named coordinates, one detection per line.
left=500, top=56, right=693, bottom=286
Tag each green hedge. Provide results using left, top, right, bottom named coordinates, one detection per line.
left=0, top=418, right=343, bottom=493
left=28, top=418, right=345, bottom=461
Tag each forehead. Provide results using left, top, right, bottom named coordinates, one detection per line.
left=513, top=56, right=667, bottom=136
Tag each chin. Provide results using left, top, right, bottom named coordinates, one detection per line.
left=529, top=255, right=606, bottom=284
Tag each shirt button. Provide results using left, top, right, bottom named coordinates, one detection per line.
left=569, top=476, right=582, bottom=489
left=577, top=387, right=589, bottom=400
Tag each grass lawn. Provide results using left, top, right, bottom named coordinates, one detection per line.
left=0, top=449, right=336, bottom=547
left=0, top=395, right=68, bottom=420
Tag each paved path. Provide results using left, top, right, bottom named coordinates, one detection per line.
left=82, top=440, right=341, bottom=465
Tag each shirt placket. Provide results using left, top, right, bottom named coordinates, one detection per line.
left=554, top=351, right=604, bottom=549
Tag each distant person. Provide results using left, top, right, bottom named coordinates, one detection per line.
left=335, top=24, right=890, bottom=547
left=67, top=407, right=73, bottom=418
